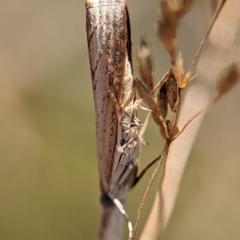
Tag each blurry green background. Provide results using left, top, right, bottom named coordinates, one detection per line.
left=0, top=0, right=240, bottom=239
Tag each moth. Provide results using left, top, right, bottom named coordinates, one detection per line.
left=85, top=0, right=142, bottom=237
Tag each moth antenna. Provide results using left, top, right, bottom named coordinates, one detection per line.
left=112, top=198, right=133, bottom=239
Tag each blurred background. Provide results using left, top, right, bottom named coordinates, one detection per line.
left=0, top=0, right=239, bottom=239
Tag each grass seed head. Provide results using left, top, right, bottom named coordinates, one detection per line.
left=166, top=71, right=178, bottom=111
left=155, top=20, right=176, bottom=63
left=160, top=0, right=179, bottom=34
left=137, top=36, right=154, bottom=91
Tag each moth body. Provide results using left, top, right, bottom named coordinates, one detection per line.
left=86, top=0, right=141, bottom=225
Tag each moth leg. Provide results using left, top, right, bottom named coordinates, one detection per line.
left=111, top=135, right=139, bottom=189
left=132, top=154, right=161, bottom=188
left=107, top=90, right=138, bottom=152
left=108, top=83, right=135, bottom=115
left=112, top=197, right=133, bottom=239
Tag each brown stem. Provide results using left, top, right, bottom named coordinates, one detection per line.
left=130, top=143, right=169, bottom=240
left=189, top=0, right=228, bottom=74
left=151, top=69, right=170, bottom=93
left=132, top=154, right=161, bottom=188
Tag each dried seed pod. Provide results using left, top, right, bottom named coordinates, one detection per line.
left=155, top=20, right=176, bottom=62
left=157, top=81, right=168, bottom=119
left=160, top=0, right=179, bottom=35
left=175, top=52, right=185, bottom=88
left=174, top=52, right=193, bottom=89
left=166, top=71, right=178, bottom=111
left=137, top=36, right=154, bottom=91
left=216, top=63, right=240, bottom=95
left=166, top=120, right=180, bottom=137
